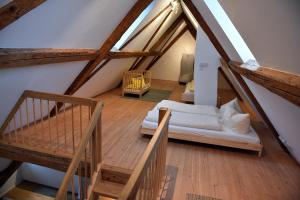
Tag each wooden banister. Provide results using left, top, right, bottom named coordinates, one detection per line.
left=56, top=101, right=103, bottom=200
left=118, top=108, right=171, bottom=200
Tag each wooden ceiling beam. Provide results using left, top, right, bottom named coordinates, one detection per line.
left=146, top=26, right=188, bottom=70
left=229, top=61, right=300, bottom=107
left=131, top=14, right=184, bottom=71
left=107, top=51, right=161, bottom=59
left=182, top=0, right=230, bottom=62
left=120, top=4, right=171, bottom=50
left=0, top=48, right=98, bottom=68
left=183, top=15, right=196, bottom=40
left=130, top=9, right=173, bottom=70
left=0, top=0, right=46, bottom=30
left=63, top=0, right=154, bottom=96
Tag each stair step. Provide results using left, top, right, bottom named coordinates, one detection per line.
left=93, top=180, right=125, bottom=199
left=3, top=187, right=55, bottom=200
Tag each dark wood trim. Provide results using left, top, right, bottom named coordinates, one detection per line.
left=131, top=14, right=184, bottom=71
left=120, top=4, right=171, bottom=50
left=229, top=61, right=300, bottom=107
left=130, top=10, right=173, bottom=70
left=183, top=15, right=196, bottom=40
left=0, top=48, right=98, bottom=68
left=218, top=67, right=242, bottom=100
left=63, top=0, right=154, bottom=96
left=107, top=51, right=161, bottom=59
left=182, top=0, right=230, bottom=62
left=0, top=0, right=46, bottom=30
left=146, top=26, right=188, bottom=70
left=0, top=160, right=22, bottom=187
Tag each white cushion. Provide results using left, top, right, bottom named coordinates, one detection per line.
left=224, top=113, right=250, bottom=134
left=222, top=106, right=238, bottom=118
left=220, top=98, right=242, bottom=114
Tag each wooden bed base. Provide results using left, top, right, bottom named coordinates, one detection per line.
left=140, top=127, right=263, bottom=157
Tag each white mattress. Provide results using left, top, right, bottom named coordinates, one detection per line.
left=146, top=110, right=222, bottom=131
left=142, top=120, right=260, bottom=144
left=154, top=100, right=219, bottom=116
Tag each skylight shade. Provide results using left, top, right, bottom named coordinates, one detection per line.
left=113, top=2, right=154, bottom=50
left=204, top=0, right=257, bottom=64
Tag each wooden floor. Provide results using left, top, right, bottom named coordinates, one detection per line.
left=94, top=79, right=300, bottom=200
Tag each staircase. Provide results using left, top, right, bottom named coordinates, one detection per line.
left=0, top=90, right=171, bottom=199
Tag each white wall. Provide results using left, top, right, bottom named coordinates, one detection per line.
left=194, top=26, right=220, bottom=106
left=193, top=0, right=300, bottom=162
left=151, top=31, right=195, bottom=81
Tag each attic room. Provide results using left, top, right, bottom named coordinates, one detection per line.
left=0, top=0, right=299, bottom=199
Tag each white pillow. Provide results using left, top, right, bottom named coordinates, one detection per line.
left=220, top=98, right=242, bottom=114
left=222, top=106, right=238, bottom=118
left=224, top=113, right=250, bottom=134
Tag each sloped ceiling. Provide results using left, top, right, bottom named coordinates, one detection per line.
left=0, top=0, right=138, bottom=125
left=192, top=0, right=300, bottom=163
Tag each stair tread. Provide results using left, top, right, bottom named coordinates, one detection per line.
left=93, top=179, right=125, bottom=199
left=4, top=187, right=55, bottom=200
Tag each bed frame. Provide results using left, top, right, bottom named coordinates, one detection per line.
left=122, top=70, right=151, bottom=98
left=141, top=127, right=263, bottom=157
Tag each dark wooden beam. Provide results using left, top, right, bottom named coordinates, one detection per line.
left=218, top=67, right=242, bottom=100
left=146, top=26, right=188, bottom=70
left=182, top=0, right=230, bottom=62
left=63, top=0, right=154, bottom=96
left=130, top=9, right=173, bottom=70
left=107, top=51, right=161, bottom=59
left=0, top=160, right=22, bottom=187
left=229, top=61, right=300, bottom=107
left=120, top=4, right=171, bottom=50
left=0, top=0, right=46, bottom=30
left=0, top=48, right=98, bottom=68
left=183, top=15, right=196, bottom=40
left=131, top=14, right=184, bottom=70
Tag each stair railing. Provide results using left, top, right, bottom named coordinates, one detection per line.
left=0, top=90, right=97, bottom=154
left=118, top=108, right=171, bottom=200
left=56, top=101, right=103, bottom=200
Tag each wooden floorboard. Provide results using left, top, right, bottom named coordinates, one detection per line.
left=94, top=79, right=300, bottom=200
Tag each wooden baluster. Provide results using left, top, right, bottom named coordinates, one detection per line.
left=55, top=103, right=59, bottom=148
left=96, top=114, right=102, bottom=165
left=24, top=98, right=30, bottom=143
left=8, top=122, right=12, bottom=141
left=13, top=115, right=17, bottom=143
left=47, top=100, right=52, bottom=145
left=71, top=105, right=75, bottom=154
left=89, top=138, right=93, bottom=183
left=84, top=149, right=88, bottom=199
left=80, top=105, right=82, bottom=139
left=63, top=103, right=67, bottom=146
left=78, top=163, right=82, bottom=200
left=71, top=177, right=76, bottom=200
left=19, top=106, right=24, bottom=144
left=39, top=99, right=44, bottom=143
left=32, top=98, right=37, bottom=135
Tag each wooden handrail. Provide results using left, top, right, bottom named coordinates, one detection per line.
left=56, top=101, right=103, bottom=200
left=23, top=90, right=96, bottom=106
left=118, top=108, right=171, bottom=200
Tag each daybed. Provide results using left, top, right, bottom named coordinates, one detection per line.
left=140, top=99, right=263, bottom=156
left=122, top=70, right=151, bottom=98
left=181, top=80, right=194, bottom=102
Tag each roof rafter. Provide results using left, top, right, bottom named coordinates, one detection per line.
left=130, top=9, right=173, bottom=70
left=0, top=0, right=46, bottom=30
left=131, top=14, right=184, bottom=70
left=63, top=0, right=154, bottom=96
left=146, top=25, right=188, bottom=70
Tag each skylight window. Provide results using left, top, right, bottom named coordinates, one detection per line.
left=204, top=0, right=257, bottom=65
left=113, top=2, right=154, bottom=50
